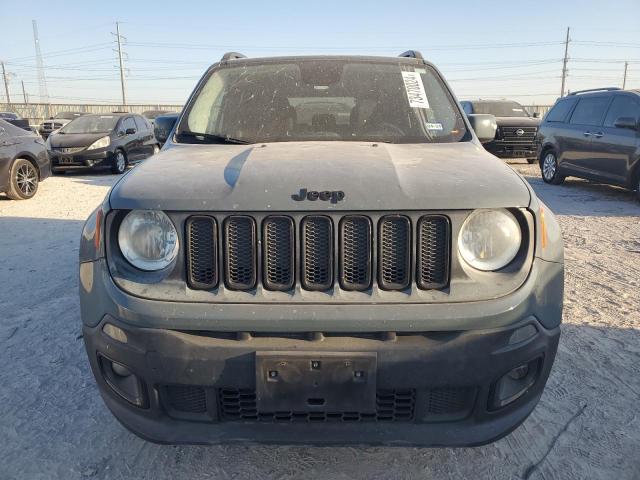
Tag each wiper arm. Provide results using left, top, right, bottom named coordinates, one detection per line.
left=176, top=131, right=251, bottom=144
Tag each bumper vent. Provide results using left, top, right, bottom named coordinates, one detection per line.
left=378, top=215, right=411, bottom=290
left=224, top=216, right=257, bottom=290
left=301, top=216, right=333, bottom=290
left=417, top=216, right=450, bottom=289
left=164, top=385, right=207, bottom=413
left=340, top=216, right=372, bottom=290
left=219, top=388, right=415, bottom=422
left=263, top=216, right=295, bottom=290
left=186, top=216, right=218, bottom=289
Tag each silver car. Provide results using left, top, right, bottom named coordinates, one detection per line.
left=79, top=51, right=564, bottom=446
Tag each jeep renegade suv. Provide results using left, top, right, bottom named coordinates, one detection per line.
left=79, top=51, right=564, bottom=446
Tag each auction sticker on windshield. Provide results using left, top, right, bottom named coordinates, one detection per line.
left=401, top=71, right=430, bottom=108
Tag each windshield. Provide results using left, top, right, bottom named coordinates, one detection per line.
left=55, top=112, right=83, bottom=120
left=470, top=101, right=530, bottom=117
left=60, top=115, right=119, bottom=134
left=177, top=59, right=467, bottom=144
left=143, top=110, right=170, bottom=119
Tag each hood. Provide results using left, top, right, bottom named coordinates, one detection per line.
left=109, top=141, right=531, bottom=211
left=494, top=117, right=541, bottom=127
left=49, top=132, right=109, bottom=148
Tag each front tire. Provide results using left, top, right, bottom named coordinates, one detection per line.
left=111, top=150, right=127, bottom=175
left=6, top=158, right=39, bottom=200
left=541, top=151, right=565, bottom=185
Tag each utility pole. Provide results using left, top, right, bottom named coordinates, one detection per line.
left=21, top=80, right=28, bottom=103
left=32, top=20, right=49, bottom=104
left=560, top=27, right=570, bottom=97
left=115, top=22, right=127, bottom=107
left=1, top=62, right=11, bottom=106
left=622, top=62, right=628, bottom=89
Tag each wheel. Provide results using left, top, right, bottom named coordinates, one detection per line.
left=152, top=144, right=160, bottom=155
left=526, top=158, right=537, bottom=164
left=6, top=158, right=39, bottom=200
left=111, top=150, right=127, bottom=174
left=541, top=151, right=565, bottom=185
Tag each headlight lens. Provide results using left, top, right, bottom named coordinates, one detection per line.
left=458, top=209, right=522, bottom=271
left=118, top=210, right=179, bottom=271
left=87, top=135, right=110, bottom=150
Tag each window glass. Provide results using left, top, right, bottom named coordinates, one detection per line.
left=569, top=97, right=611, bottom=126
left=603, top=96, right=640, bottom=127
left=60, top=115, right=118, bottom=134
left=460, top=102, right=473, bottom=115
left=123, top=117, right=137, bottom=132
left=467, top=101, right=530, bottom=117
left=545, top=98, right=576, bottom=122
left=133, top=116, right=147, bottom=131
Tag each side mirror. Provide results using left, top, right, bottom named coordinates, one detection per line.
left=533, top=112, right=541, bottom=119
left=125, top=128, right=136, bottom=135
left=117, top=130, right=125, bottom=137
left=467, top=114, right=497, bottom=143
left=613, top=116, right=639, bottom=131
left=154, top=114, right=179, bottom=145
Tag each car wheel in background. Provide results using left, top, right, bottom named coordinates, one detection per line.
left=541, top=151, right=565, bottom=185
left=6, top=158, right=39, bottom=200
left=111, top=150, right=127, bottom=175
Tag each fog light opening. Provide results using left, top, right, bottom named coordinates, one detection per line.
left=111, top=361, right=132, bottom=377
left=508, top=364, right=529, bottom=380
left=490, top=358, right=542, bottom=410
left=97, top=354, right=147, bottom=408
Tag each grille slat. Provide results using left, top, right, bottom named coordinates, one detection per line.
left=186, top=216, right=218, bottom=289
left=224, top=216, right=257, bottom=290
left=263, top=216, right=295, bottom=291
left=417, top=216, right=450, bottom=290
left=378, top=215, right=411, bottom=290
left=301, top=216, right=333, bottom=290
left=340, top=216, right=372, bottom=291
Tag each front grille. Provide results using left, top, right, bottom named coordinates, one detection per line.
left=186, top=216, right=218, bottom=289
left=378, top=215, right=411, bottom=290
left=301, top=216, right=333, bottom=290
left=219, top=388, right=415, bottom=422
left=164, top=385, right=207, bottom=413
left=224, top=216, right=257, bottom=290
left=500, top=126, right=537, bottom=144
left=52, top=146, right=85, bottom=154
left=185, top=213, right=449, bottom=293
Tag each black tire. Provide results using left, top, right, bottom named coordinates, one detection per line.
left=111, top=149, right=127, bottom=174
left=526, top=158, right=537, bottom=164
left=540, top=150, right=565, bottom=185
left=6, top=158, right=39, bottom=200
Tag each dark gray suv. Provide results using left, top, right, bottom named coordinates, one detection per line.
left=536, top=88, right=640, bottom=200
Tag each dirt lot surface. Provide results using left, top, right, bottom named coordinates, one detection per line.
left=1, top=162, right=639, bottom=480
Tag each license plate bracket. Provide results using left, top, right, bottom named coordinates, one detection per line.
left=59, top=156, right=74, bottom=164
left=256, top=351, right=377, bottom=412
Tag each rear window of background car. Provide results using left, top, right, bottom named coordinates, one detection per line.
left=569, top=97, right=611, bottom=126
left=603, top=96, right=640, bottom=127
left=545, top=98, right=577, bottom=122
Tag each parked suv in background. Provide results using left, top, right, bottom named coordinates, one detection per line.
left=39, top=111, right=85, bottom=139
left=47, top=113, right=159, bottom=174
left=79, top=51, right=564, bottom=446
left=461, top=100, right=541, bottom=163
left=536, top=88, right=640, bottom=201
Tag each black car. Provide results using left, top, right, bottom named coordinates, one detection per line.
left=0, top=119, right=50, bottom=200
left=536, top=88, right=640, bottom=201
left=39, top=111, right=85, bottom=139
left=47, top=113, right=160, bottom=174
left=142, top=110, right=175, bottom=124
left=461, top=100, right=541, bottom=163
left=152, top=112, right=180, bottom=146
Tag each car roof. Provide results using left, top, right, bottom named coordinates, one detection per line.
left=212, top=54, right=433, bottom=70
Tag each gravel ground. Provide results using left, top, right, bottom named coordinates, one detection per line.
left=1, top=162, right=639, bottom=480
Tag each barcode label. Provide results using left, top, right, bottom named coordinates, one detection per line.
left=401, top=71, right=430, bottom=109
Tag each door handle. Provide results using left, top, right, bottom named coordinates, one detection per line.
left=592, top=132, right=604, bottom=138
left=583, top=131, right=592, bottom=137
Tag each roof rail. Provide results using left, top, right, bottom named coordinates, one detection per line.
left=221, top=52, right=247, bottom=61
left=568, top=87, right=621, bottom=96
left=398, top=50, right=424, bottom=60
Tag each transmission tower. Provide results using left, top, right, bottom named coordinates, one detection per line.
left=32, top=20, right=49, bottom=105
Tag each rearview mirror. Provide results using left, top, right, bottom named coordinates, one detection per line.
left=467, top=114, right=497, bottom=143
left=154, top=114, right=179, bottom=145
left=613, top=116, right=639, bottom=131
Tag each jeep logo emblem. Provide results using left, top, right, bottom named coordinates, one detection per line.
left=291, top=188, right=345, bottom=204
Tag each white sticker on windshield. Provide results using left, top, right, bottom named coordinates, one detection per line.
left=401, top=71, right=430, bottom=109
left=425, top=122, right=443, bottom=131
left=512, top=108, right=523, bottom=112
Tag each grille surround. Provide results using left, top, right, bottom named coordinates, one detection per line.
left=301, top=216, right=334, bottom=291
left=262, top=216, right=295, bottom=291
left=185, top=216, right=218, bottom=290
left=224, top=216, right=257, bottom=290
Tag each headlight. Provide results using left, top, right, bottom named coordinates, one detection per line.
left=87, top=136, right=110, bottom=150
left=118, top=210, right=179, bottom=271
left=458, top=209, right=521, bottom=271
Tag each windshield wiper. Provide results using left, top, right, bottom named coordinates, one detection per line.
left=176, top=131, right=251, bottom=144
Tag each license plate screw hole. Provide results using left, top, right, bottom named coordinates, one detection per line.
left=268, top=370, right=278, bottom=379
left=311, top=361, right=321, bottom=370
left=354, top=370, right=364, bottom=378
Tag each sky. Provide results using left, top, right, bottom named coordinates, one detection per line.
left=1, top=0, right=639, bottom=107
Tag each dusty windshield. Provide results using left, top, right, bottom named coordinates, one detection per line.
left=178, top=59, right=467, bottom=144
left=471, top=101, right=530, bottom=118
left=60, top=115, right=118, bottom=134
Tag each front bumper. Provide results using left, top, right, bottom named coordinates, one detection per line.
left=484, top=141, right=536, bottom=158
left=80, top=257, right=563, bottom=446
left=49, top=149, right=112, bottom=169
